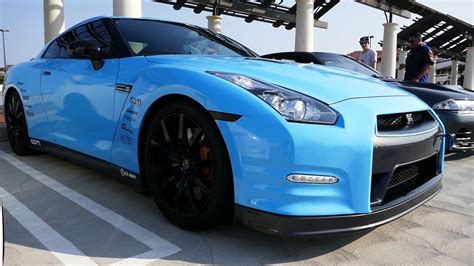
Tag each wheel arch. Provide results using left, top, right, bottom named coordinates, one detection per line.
left=137, top=93, right=235, bottom=198
left=3, top=85, right=21, bottom=104
left=3, top=85, right=30, bottom=129
left=3, top=85, right=23, bottom=124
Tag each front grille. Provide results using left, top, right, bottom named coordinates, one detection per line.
left=383, top=154, right=438, bottom=203
left=371, top=111, right=441, bottom=206
left=377, top=111, right=433, bottom=131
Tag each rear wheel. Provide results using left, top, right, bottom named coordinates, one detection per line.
left=144, top=101, right=234, bottom=230
left=5, top=91, right=33, bottom=156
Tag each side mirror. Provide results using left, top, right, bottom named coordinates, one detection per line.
left=68, top=40, right=105, bottom=70
left=68, top=40, right=102, bottom=59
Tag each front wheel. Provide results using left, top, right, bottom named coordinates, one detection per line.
left=144, top=101, right=234, bottom=230
left=5, top=91, right=33, bottom=156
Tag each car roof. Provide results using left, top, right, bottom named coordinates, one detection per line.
left=38, top=16, right=195, bottom=59
left=67, top=16, right=193, bottom=33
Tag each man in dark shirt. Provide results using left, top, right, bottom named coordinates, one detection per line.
left=403, top=32, right=435, bottom=83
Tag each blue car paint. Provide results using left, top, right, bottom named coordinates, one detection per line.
left=38, top=58, right=120, bottom=161
left=218, top=95, right=444, bottom=215
left=3, top=62, right=53, bottom=142
left=144, top=55, right=409, bottom=104
left=110, top=56, right=284, bottom=172
left=3, top=17, right=445, bottom=219
left=108, top=55, right=445, bottom=216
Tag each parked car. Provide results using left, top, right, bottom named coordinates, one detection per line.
left=4, top=17, right=446, bottom=236
left=263, top=52, right=474, bottom=151
left=436, top=73, right=464, bottom=86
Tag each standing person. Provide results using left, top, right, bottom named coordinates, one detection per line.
left=358, top=36, right=377, bottom=69
left=404, top=32, right=435, bottom=83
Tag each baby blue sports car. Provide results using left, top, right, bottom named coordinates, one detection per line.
left=3, top=16, right=446, bottom=236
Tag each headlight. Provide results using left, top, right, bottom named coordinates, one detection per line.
left=209, top=72, right=338, bottom=124
left=433, top=99, right=474, bottom=112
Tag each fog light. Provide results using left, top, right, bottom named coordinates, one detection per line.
left=286, top=174, right=339, bottom=184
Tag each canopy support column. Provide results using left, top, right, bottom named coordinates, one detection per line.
left=397, top=49, right=408, bottom=80
left=43, top=0, right=65, bottom=44
left=294, top=0, right=314, bottom=52
left=381, top=23, right=398, bottom=78
left=207, top=16, right=222, bottom=33
left=450, top=59, right=458, bottom=85
left=464, top=47, right=473, bottom=90
left=113, top=0, right=142, bottom=17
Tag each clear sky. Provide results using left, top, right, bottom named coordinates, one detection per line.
left=0, top=0, right=472, bottom=66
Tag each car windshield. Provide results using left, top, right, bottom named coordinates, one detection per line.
left=114, top=19, right=258, bottom=57
left=313, top=53, right=385, bottom=78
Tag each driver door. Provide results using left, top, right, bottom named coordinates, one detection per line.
left=40, top=20, right=119, bottom=162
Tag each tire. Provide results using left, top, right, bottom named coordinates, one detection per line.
left=144, top=100, right=234, bottom=230
left=5, top=90, right=34, bottom=156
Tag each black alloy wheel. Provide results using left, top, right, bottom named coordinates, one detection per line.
left=5, top=91, right=33, bottom=156
left=145, top=101, right=233, bottom=230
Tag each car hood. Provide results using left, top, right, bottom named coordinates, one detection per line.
left=385, top=79, right=474, bottom=99
left=145, top=55, right=410, bottom=104
left=382, top=78, right=474, bottom=106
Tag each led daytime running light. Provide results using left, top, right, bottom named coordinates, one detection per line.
left=286, top=174, right=339, bottom=184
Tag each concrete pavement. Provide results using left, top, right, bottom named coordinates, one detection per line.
left=0, top=140, right=472, bottom=265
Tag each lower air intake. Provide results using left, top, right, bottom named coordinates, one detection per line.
left=383, top=154, right=438, bottom=204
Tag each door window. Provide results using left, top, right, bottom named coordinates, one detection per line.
left=59, top=20, right=116, bottom=58
left=43, top=40, right=62, bottom=58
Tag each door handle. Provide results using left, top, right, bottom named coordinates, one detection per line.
left=43, top=71, right=51, bottom=76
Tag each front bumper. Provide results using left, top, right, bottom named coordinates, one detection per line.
left=236, top=173, right=442, bottom=237
left=217, top=95, right=444, bottom=238
left=436, top=110, right=474, bottom=150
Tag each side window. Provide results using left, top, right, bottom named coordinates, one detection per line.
left=43, top=39, right=61, bottom=59
left=58, top=32, right=73, bottom=58
left=59, top=20, right=115, bottom=59
left=58, top=35, right=70, bottom=58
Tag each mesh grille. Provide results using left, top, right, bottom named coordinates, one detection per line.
left=388, top=164, right=419, bottom=189
left=377, top=111, right=431, bottom=131
left=382, top=155, right=438, bottom=203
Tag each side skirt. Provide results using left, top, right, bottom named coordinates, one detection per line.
left=27, top=138, right=145, bottom=192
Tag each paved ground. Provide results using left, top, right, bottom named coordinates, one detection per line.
left=0, top=140, right=472, bottom=265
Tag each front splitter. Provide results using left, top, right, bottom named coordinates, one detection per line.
left=235, top=174, right=442, bottom=237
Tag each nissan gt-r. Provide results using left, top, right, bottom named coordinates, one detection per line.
left=3, top=17, right=447, bottom=236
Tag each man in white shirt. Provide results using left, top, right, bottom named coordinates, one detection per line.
left=358, top=36, right=377, bottom=69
